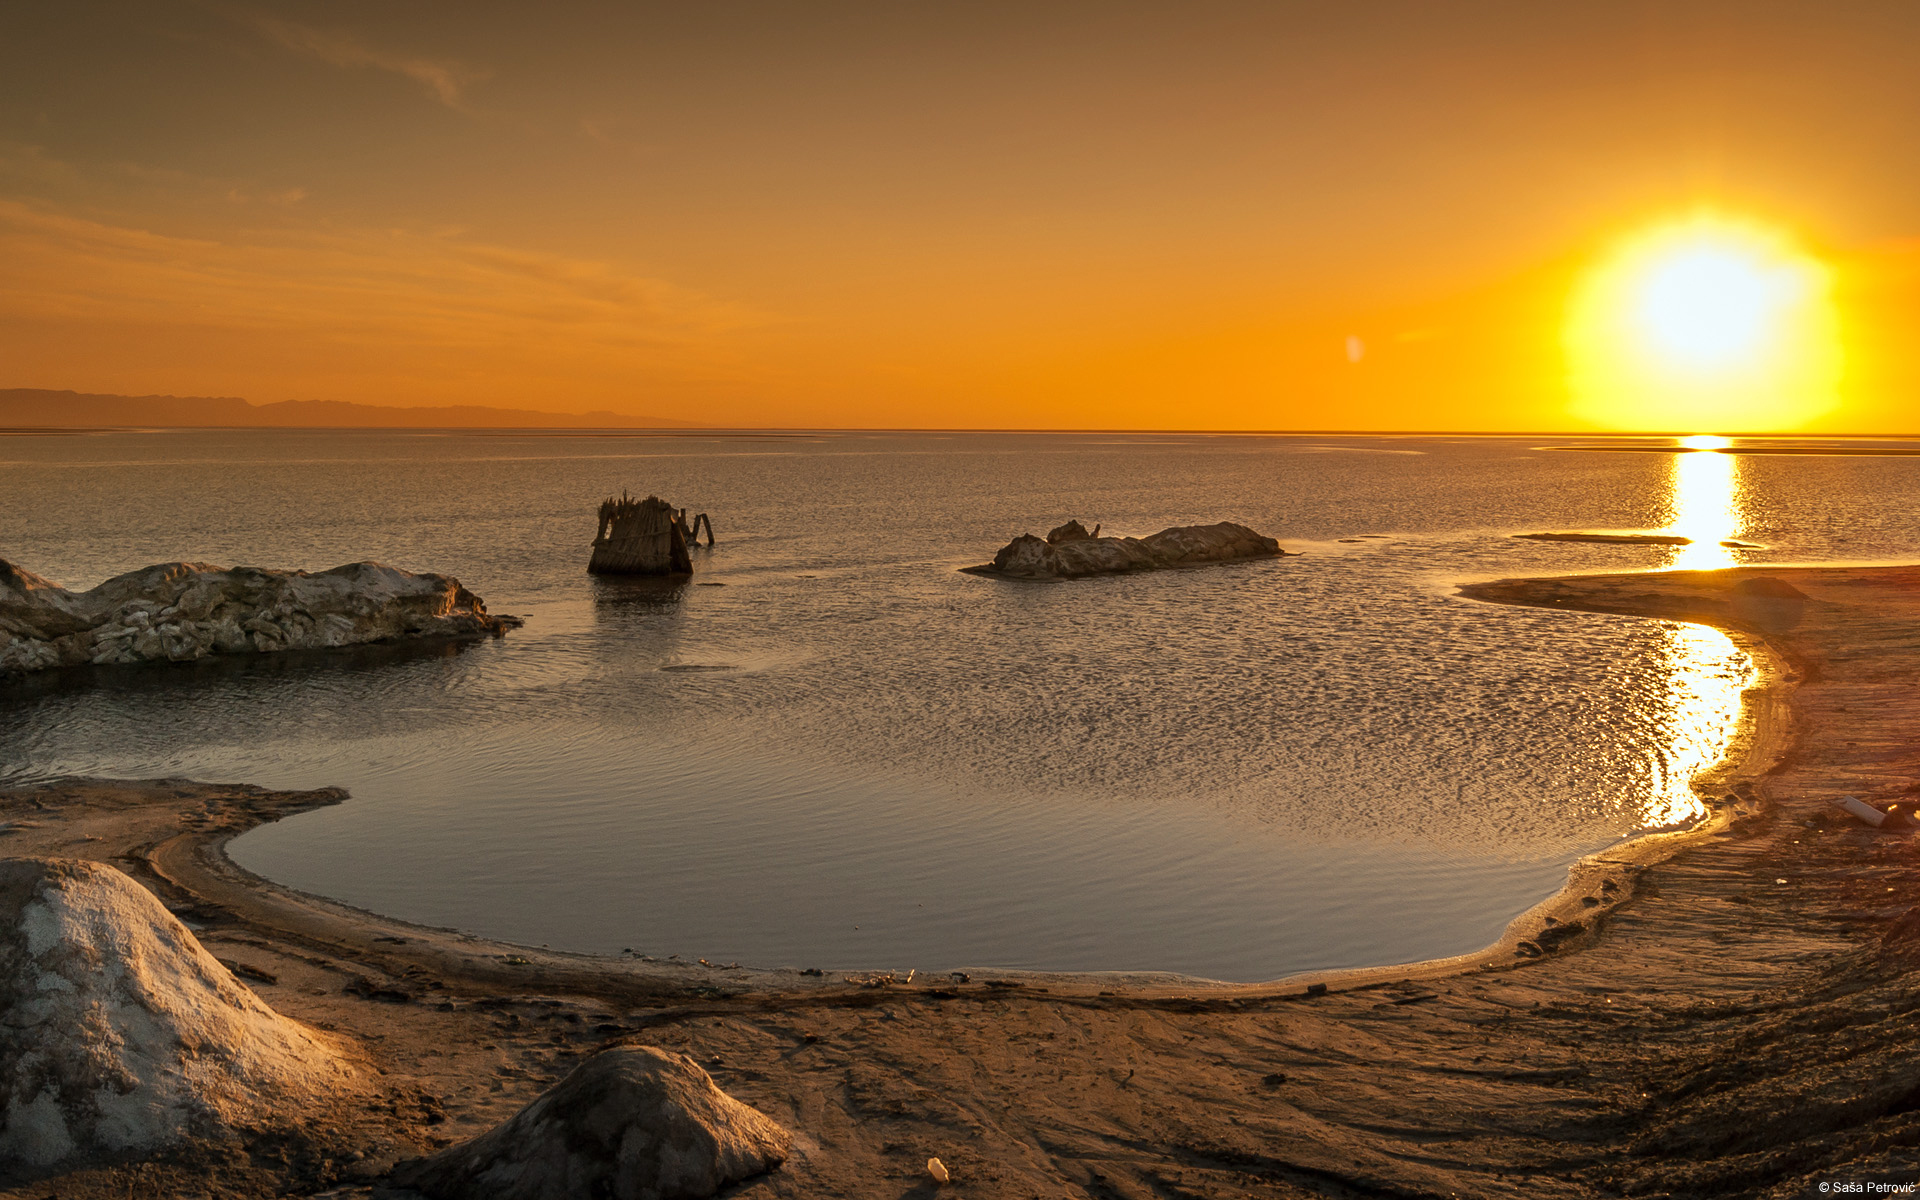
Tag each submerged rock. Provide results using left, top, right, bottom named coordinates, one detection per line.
left=0, top=558, right=519, bottom=677
left=965, top=521, right=1286, bottom=579
left=0, top=857, right=358, bottom=1176
left=392, top=1045, right=791, bottom=1200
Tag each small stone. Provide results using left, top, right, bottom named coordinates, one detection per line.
left=927, top=1156, right=951, bottom=1184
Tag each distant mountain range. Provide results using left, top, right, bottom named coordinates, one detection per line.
left=0, top=389, right=697, bottom=429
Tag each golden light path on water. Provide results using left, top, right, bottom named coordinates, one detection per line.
left=1641, top=442, right=1753, bottom=828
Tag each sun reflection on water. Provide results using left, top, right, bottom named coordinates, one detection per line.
left=1644, top=620, right=1751, bottom=828
left=1642, top=442, right=1753, bottom=828
left=1663, top=445, right=1741, bottom=571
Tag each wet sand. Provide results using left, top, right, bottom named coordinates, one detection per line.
left=7, top=564, right=1920, bottom=1198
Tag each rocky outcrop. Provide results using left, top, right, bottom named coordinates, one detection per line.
left=0, top=558, right=520, bottom=677
left=392, top=1045, right=791, bottom=1200
left=964, top=520, right=1288, bottom=580
left=0, top=857, right=359, bottom=1176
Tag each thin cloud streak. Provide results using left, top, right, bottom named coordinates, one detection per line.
left=0, top=197, right=779, bottom=409
left=239, top=12, right=484, bottom=107
left=0, top=199, right=758, bottom=341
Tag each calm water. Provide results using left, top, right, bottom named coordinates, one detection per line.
left=6, top=430, right=1920, bottom=981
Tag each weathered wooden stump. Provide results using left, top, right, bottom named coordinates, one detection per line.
left=589, top=493, right=693, bottom=576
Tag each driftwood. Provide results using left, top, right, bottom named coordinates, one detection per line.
left=680, top=509, right=716, bottom=547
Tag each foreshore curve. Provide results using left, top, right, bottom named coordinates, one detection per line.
left=6, top=563, right=1920, bottom=1197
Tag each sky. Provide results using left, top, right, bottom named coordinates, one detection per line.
left=4, top=2, right=1920, bottom=431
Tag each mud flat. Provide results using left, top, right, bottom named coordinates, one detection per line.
left=8, top=564, right=1920, bottom=1196
left=1513, top=530, right=1695, bottom=546
left=1513, top=530, right=1769, bottom=550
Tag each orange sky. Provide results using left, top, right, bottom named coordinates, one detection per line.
left=5, top=3, right=1920, bottom=431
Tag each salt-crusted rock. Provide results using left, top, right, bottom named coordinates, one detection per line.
left=987, top=532, right=1162, bottom=578
left=392, top=1045, right=791, bottom=1200
left=0, top=857, right=358, bottom=1175
left=0, top=558, right=519, bottom=677
left=1137, top=522, right=1280, bottom=565
left=965, top=521, right=1286, bottom=579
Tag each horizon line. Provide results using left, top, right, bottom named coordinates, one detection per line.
left=7, top=424, right=1920, bottom=439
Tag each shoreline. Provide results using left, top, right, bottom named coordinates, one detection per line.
left=7, top=563, right=1920, bottom=1197
left=0, top=600, right=1782, bottom=1001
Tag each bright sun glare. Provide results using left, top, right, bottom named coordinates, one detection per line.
left=1639, top=247, right=1791, bottom=367
left=1567, top=214, right=1841, bottom=431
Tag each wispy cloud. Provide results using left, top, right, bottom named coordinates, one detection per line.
left=0, top=199, right=756, bottom=341
left=0, top=139, right=777, bottom=410
left=0, top=141, right=309, bottom=212
left=580, top=118, right=659, bottom=157
left=240, top=13, right=484, bottom=107
left=0, top=196, right=770, bottom=406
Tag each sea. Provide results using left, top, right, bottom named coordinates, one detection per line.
left=5, top=429, right=1918, bottom=982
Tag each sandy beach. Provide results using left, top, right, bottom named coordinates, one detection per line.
left=6, top=563, right=1920, bottom=1198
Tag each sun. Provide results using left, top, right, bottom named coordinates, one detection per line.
left=1566, top=214, right=1841, bottom=431
left=1638, top=247, right=1788, bottom=368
